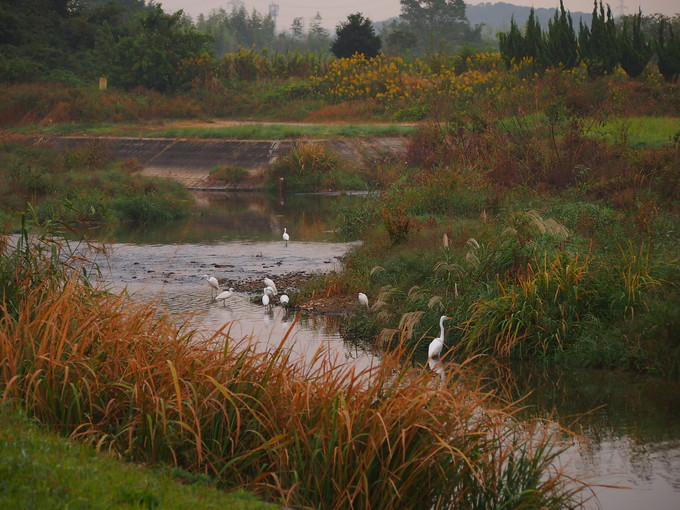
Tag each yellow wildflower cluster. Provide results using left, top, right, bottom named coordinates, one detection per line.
left=177, top=53, right=218, bottom=85
left=311, top=52, right=510, bottom=106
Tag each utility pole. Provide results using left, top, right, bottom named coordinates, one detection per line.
left=269, top=2, right=279, bottom=25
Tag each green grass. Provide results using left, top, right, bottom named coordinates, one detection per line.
left=0, top=407, right=275, bottom=510
left=10, top=121, right=415, bottom=139
left=591, top=116, right=680, bottom=148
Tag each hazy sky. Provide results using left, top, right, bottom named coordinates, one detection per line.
left=158, top=0, right=679, bottom=31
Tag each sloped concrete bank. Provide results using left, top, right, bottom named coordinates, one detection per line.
left=40, top=136, right=407, bottom=190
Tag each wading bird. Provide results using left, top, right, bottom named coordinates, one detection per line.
left=264, top=277, right=278, bottom=295
left=262, top=288, right=271, bottom=309
left=428, top=315, right=451, bottom=360
left=283, top=227, right=289, bottom=247
left=216, top=287, right=234, bottom=306
left=202, top=274, right=219, bottom=298
left=280, top=294, right=289, bottom=307
left=358, top=292, right=369, bottom=309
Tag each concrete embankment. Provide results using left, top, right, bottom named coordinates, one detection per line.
left=41, top=136, right=407, bottom=190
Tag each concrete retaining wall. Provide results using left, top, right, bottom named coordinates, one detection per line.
left=40, top=136, right=407, bottom=190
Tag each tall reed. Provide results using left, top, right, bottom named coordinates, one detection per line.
left=0, top=235, right=587, bottom=508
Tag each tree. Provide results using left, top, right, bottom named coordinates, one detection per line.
left=540, top=0, right=579, bottom=69
left=400, top=0, right=477, bottom=53
left=498, top=17, right=526, bottom=67
left=655, top=18, right=680, bottom=82
left=330, top=12, right=381, bottom=59
left=383, top=22, right=417, bottom=56
left=619, top=10, right=653, bottom=78
left=497, top=9, right=541, bottom=68
left=96, top=5, right=211, bottom=92
left=579, top=0, right=619, bottom=78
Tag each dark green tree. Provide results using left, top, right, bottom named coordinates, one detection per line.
left=618, top=10, right=653, bottom=78
left=541, top=0, right=579, bottom=69
left=498, top=16, right=526, bottom=67
left=579, top=0, right=619, bottom=78
left=655, top=18, right=680, bottom=82
left=96, top=5, right=211, bottom=92
left=330, top=12, right=381, bottom=59
left=400, top=0, right=479, bottom=53
left=497, top=9, right=541, bottom=68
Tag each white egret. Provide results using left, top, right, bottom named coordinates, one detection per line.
left=358, top=292, right=369, bottom=309
left=264, top=277, right=278, bottom=295
left=280, top=294, right=289, bottom=307
left=262, top=290, right=270, bottom=309
left=428, top=315, right=451, bottom=359
left=283, top=227, right=289, bottom=247
left=202, top=274, right=219, bottom=298
left=216, top=288, right=234, bottom=306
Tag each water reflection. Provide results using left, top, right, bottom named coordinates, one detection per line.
left=102, top=191, right=368, bottom=244
left=486, top=362, right=680, bottom=509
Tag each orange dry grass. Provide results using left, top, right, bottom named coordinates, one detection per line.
left=0, top=268, right=585, bottom=508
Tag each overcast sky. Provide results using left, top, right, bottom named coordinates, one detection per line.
left=157, top=0, right=679, bottom=31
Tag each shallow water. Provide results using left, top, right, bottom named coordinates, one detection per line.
left=83, top=191, right=679, bottom=509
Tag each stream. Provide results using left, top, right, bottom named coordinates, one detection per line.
left=82, top=190, right=679, bottom=509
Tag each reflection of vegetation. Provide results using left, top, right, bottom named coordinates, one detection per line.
left=492, top=362, right=680, bottom=444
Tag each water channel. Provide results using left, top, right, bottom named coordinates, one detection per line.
left=85, top=191, right=679, bottom=510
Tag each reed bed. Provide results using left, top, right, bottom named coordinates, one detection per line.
left=0, top=237, right=587, bottom=509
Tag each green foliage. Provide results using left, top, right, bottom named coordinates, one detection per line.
left=0, top=141, right=191, bottom=230
left=330, top=13, right=382, bottom=59
left=542, top=0, right=579, bottom=69
left=96, top=5, right=212, bottom=92
left=498, top=17, right=528, bottom=67
left=399, top=0, right=480, bottom=53
left=619, top=10, right=653, bottom=78
left=579, top=1, right=620, bottom=78
left=655, top=18, right=680, bottom=83
left=268, top=142, right=367, bottom=193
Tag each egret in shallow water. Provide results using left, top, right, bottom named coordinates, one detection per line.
left=202, top=274, right=219, bottom=298
left=283, top=228, right=289, bottom=247
left=216, top=288, right=234, bottom=306
left=428, top=315, right=451, bottom=360
left=264, top=277, right=278, bottom=295
left=262, top=289, right=271, bottom=309
left=358, top=292, right=369, bottom=309
left=280, top=294, right=289, bottom=307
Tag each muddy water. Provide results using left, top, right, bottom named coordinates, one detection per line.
left=86, top=191, right=679, bottom=510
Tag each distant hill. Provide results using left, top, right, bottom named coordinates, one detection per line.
left=466, top=2, right=592, bottom=34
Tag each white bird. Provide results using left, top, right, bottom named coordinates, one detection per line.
left=264, top=286, right=275, bottom=298
left=428, top=315, right=451, bottom=360
left=264, top=277, right=278, bottom=295
left=283, top=227, right=289, bottom=247
left=280, top=294, right=289, bottom=307
left=215, top=288, right=234, bottom=306
left=202, top=274, right=219, bottom=298
left=262, top=290, right=270, bottom=309
left=358, top=292, right=369, bottom=309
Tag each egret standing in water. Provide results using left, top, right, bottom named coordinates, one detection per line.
left=202, top=274, right=219, bottom=298
left=280, top=294, right=290, bottom=307
left=358, top=292, right=369, bottom=309
left=428, top=315, right=451, bottom=360
left=283, top=227, right=289, bottom=247
left=216, top=288, right=234, bottom=306
left=264, top=277, right=278, bottom=295
left=262, top=287, right=274, bottom=309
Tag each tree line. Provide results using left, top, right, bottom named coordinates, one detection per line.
left=498, top=0, right=680, bottom=81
